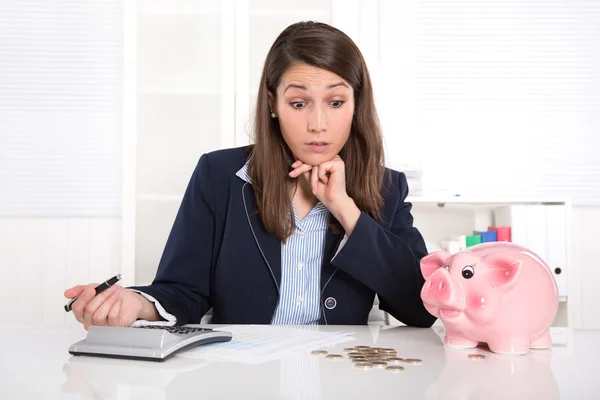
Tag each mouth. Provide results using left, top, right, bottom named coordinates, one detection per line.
left=305, top=142, right=331, bottom=153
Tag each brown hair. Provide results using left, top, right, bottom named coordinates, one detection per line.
left=248, top=21, right=386, bottom=241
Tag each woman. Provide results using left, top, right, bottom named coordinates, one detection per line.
left=64, top=21, right=436, bottom=329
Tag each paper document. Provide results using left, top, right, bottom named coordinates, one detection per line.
left=176, top=325, right=355, bottom=364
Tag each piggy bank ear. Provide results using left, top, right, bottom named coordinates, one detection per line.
left=482, top=253, right=522, bottom=292
left=420, top=251, right=452, bottom=279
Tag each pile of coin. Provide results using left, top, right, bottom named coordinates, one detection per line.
left=311, top=345, right=424, bottom=373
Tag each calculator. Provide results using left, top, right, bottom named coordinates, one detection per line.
left=68, top=325, right=232, bottom=362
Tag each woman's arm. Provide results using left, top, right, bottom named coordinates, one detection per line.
left=330, top=171, right=437, bottom=327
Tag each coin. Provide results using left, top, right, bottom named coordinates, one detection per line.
left=403, top=358, right=423, bottom=365
left=311, top=350, right=328, bottom=356
left=343, top=348, right=356, bottom=352
left=351, top=357, right=368, bottom=363
left=354, top=346, right=371, bottom=350
left=326, top=354, right=343, bottom=360
left=386, top=365, right=405, bottom=373
left=468, top=354, right=486, bottom=360
left=370, top=361, right=388, bottom=368
left=379, top=348, right=396, bottom=353
left=354, top=362, right=373, bottom=370
left=385, top=357, right=405, bottom=365
left=347, top=352, right=361, bottom=357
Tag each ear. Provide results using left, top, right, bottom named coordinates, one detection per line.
left=483, top=253, right=522, bottom=292
left=420, top=251, right=452, bottom=280
left=268, top=91, right=275, bottom=111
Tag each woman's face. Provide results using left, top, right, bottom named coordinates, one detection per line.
left=271, top=63, right=355, bottom=166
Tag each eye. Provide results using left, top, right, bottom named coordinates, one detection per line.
left=443, top=265, right=449, bottom=271
left=462, top=265, right=475, bottom=279
left=290, top=101, right=305, bottom=110
left=330, top=100, right=344, bottom=108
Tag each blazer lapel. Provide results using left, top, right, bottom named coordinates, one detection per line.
left=321, top=226, right=342, bottom=290
left=241, top=182, right=282, bottom=293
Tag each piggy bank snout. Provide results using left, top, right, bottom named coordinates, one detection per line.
left=422, top=269, right=462, bottom=309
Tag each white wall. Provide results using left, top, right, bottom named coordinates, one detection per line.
left=0, top=218, right=121, bottom=326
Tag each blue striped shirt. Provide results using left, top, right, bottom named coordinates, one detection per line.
left=236, top=163, right=325, bottom=325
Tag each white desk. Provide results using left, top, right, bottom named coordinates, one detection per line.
left=1, top=324, right=598, bottom=399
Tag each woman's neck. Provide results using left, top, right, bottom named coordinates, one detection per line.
left=291, top=178, right=318, bottom=221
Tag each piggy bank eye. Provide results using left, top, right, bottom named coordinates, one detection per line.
left=462, top=265, right=475, bottom=279
left=444, top=265, right=449, bottom=271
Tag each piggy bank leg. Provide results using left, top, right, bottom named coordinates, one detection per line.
left=530, top=329, right=552, bottom=349
left=444, top=334, right=478, bottom=349
left=487, top=336, right=530, bottom=355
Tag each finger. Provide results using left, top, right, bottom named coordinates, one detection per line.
left=72, top=286, right=97, bottom=324
left=311, top=166, right=318, bottom=194
left=291, top=160, right=303, bottom=168
left=82, top=284, right=118, bottom=328
left=107, top=295, right=123, bottom=326
left=64, top=285, right=88, bottom=299
left=288, top=163, right=312, bottom=178
left=318, top=158, right=343, bottom=179
left=92, top=288, right=120, bottom=326
left=318, top=163, right=329, bottom=184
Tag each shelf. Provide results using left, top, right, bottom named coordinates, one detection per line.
left=139, top=88, right=221, bottom=96
left=139, top=5, right=220, bottom=16
left=407, top=195, right=568, bottom=206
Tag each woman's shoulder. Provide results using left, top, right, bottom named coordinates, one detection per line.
left=383, top=167, right=409, bottom=191
left=380, top=166, right=411, bottom=205
left=198, top=145, right=253, bottom=179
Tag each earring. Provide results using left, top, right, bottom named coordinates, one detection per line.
left=270, top=110, right=277, bottom=118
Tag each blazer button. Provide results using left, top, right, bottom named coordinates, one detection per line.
left=324, top=297, right=337, bottom=310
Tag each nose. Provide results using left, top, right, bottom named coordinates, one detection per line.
left=307, top=106, right=327, bottom=133
left=421, top=268, right=463, bottom=310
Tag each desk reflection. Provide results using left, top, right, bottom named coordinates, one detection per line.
left=62, top=356, right=211, bottom=400
left=425, top=346, right=559, bottom=400
left=61, top=325, right=447, bottom=400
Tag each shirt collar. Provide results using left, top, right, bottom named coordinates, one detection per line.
left=236, top=162, right=251, bottom=184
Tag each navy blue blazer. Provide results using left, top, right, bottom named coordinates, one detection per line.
left=130, top=146, right=436, bottom=327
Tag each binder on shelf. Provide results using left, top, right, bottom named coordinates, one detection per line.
left=451, top=235, right=467, bottom=252
left=546, top=205, right=568, bottom=297
left=494, top=205, right=527, bottom=246
left=474, top=230, right=497, bottom=242
left=488, top=226, right=511, bottom=241
left=493, top=205, right=568, bottom=297
left=525, top=205, right=548, bottom=266
left=441, top=239, right=462, bottom=254
left=466, top=235, right=482, bottom=247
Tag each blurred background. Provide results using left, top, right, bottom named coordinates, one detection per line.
left=0, top=0, right=598, bottom=329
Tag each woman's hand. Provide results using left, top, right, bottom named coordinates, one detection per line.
left=64, top=284, right=160, bottom=330
left=289, top=156, right=361, bottom=235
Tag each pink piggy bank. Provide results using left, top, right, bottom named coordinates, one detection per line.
left=420, top=242, right=559, bottom=354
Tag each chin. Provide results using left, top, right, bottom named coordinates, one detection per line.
left=296, top=151, right=336, bottom=166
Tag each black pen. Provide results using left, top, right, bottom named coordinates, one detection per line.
left=64, top=274, right=122, bottom=312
